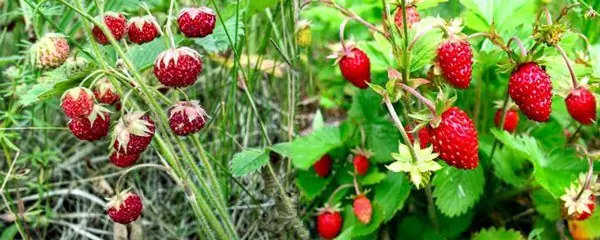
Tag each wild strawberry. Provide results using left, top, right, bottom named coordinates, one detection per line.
left=30, top=33, right=70, bottom=69
left=61, top=87, right=95, bottom=119
left=93, top=77, right=120, bottom=105
left=575, top=195, right=596, bottom=221
left=112, top=112, right=155, bottom=154
left=353, top=195, right=373, bottom=224
left=394, top=6, right=420, bottom=29
left=106, top=191, right=143, bottom=224
left=168, top=101, right=208, bottom=136
left=92, top=12, right=127, bottom=45
left=177, top=7, right=217, bottom=38
left=127, top=15, right=161, bottom=44
left=429, top=107, right=479, bottom=169
left=494, top=109, right=519, bottom=133
left=68, top=105, right=111, bottom=141
left=338, top=48, right=371, bottom=89
left=437, top=39, right=473, bottom=89
left=508, top=62, right=552, bottom=122
left=317, top=207, right=342, bottom=239
left=561, top=185, right=596, bottom=221
left=153, top=47, right=203, bottom=88
left=565, top=87, right=597, bottom=125
left=313, top=154, right=332, bottom=178
left=353, top=154, right=369, bottom=176
left=110, top=152, right=141, bottom=168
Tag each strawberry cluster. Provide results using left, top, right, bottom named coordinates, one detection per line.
left=92, top=12, right=161, bottom=46
left=62, top=87, right=111, bottom=142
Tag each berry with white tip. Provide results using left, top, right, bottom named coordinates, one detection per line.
left=106, top=191, right=143, bottom=224
left=168, top=101, right=209, bottom=136
left=112, top=112, right=155, bottom=154
left=93, top=77, right=120, bottom=105
left=92, top=12, right=127, bottom=45
left=153, top=47, right=203, bottom=88
left=127, top=15, right=161, bottom=44
left=177, top=7, right=216, bottom=38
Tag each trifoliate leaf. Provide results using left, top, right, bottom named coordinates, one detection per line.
left=229, top=148, right=269, bottom=177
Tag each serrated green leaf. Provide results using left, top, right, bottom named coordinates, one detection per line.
left=360, top=170, right=387, bottom=186
left=334, top=226, right=355, bottom=240
left=18, top=66, right=79, bottom=106
left=0, top=224, right=19, bottom=240
left=374, top=172, right=411, bottom=222
left=296, top=169, right=333, bottom=200
left=432, top=165, right=484, bottom=217
left=531, top=189, right=561, bottom=221
left=437, top=209, right=474, bottom=238
left=229, top=148, right=269, bottom=177
left=290, top=126, right=343, bottom=170
left=269, top=142, right=291, bottom=158
left=410, top=29, right=442, bottom=72
left=472, top=227, right=524, bottom=240
left=341, top=202, right=384, bottom=237
left=126, top=36, right=184, bottom=72
left=492, top=147, right=529, bottom=187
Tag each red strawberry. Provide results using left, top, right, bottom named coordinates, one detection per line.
left=406, top=125, right=431, bottom=147
left=429, top=107, right=479, bottom=169
left=110, top=152, right=141, bottom=168
left=106, top=191, right=143, bottom=224
left=112, top=112, right=155, bottom=154
left=508, top=62, right=553, bottom=122
left=494, top=109, right=519, bottom=133
left=92, top=12, right=127, bottom=45
left=127, top=15, right=161, bottom=44
left=353, top=154, right=369, bottom=176
left=339, top=48, right=371, bottom=89
left=575, top=195, right=596, bottom=221
left=168, top=101, right=209, bottom=136
left=394, top=6, right=420, bottom=29
left=313, top=154, right=332, bottom=178
left=68, top=105, right=111, bottom=141
left=93, top=77, right=120, bottom=105
left=177, top=7, right=217, bottom=38
left=566, top=87, right=597, bottom=125
left=153, top=47, right=203, bottom=88
left=317, top=208, right=342, bottom=239
left=61, top=87, right=95, bottom=119
left=353, top=195, right=373, bottom=224
left=437, top=39, right=473, bottom=89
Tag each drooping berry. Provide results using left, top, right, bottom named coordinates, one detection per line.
left=92, top=12, right=127, bottom=45
left=61, top=87, right=95, bottom=119
left=508, top=62, right=553, bottom=122
left=429, top=107, right=479, bottom=169
left=317, top=208, right=342, bottom=239
left=168, top=101, right=208, bottom=136
left=565, top=87, right=597, bottom=125
left=494, top=109, right=520, bottom=133
left=127, top=15, right=161, bottom=44
left=394, top=6, right=420, bottom=29
left=31, top=33, right=70, bottom=69
left=339, top=48, right=371, bottom=89
left=353, top=154, right=369, bottom=176
left=110, top=152, right=141, bottom=168
left=437, top=39, right=473, bottom=89
left=153, top=47, right=203, bottom=88
left=93, top=77, right=120, bottom=105
left=313, top=154, right=332, bottom=178
left=353, top=195, right=373, bottom=224
left=177, top=7, right=217, bottom=38
left=106, top=191, right=143, bottom=224
left=112, top=112, right=155, bottom=154
left=68, top=105, right=111, bottom=141
left=574, top=195, right=596, bottom=221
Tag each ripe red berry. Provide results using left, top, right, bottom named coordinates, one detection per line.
left=353, top=195, right=373, bottom=224
left=313, top=154, right=332, bottom=178
left=92, top=12, right=127, bottom=45
left=566, top=87, right=597, bottom=125
left=353, top=154, right=369, bottom=176
left=127, top=15, right=161, bottom=44
left=61, top=87, right=95, bottom=119
left=153, top=47, right=203, bottom=88
left=509, top=62, right=552, bottom=122
left=93, top=77, right=120, bottom=105
left=437, top=39, right=473, bottom=89
left=430, top=107, right=479, bottom=169
left=106, top=192, right=143, bottom=224
left=31, top=33, right=70, bottom=69
left=112, top=112, right=155, bottom=154
left=168, top=101, right=208, bottom=136
left=494, top=109, right=519, bottom=133
left=407, top=125, right=431, bottom=147
left=339, top=48, right=371, bottom=89
left=575, top=195, right=596, bottom=221
left=110, top=152, right=141, bottom=168
left=177, top=7, right=217, bottom=38
left=317, top=209, right=342, bottom=239
left=68, top=105, right=111, bottom=141
left=394, top=6, right=420, bottom=29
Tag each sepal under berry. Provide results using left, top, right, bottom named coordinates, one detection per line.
left=61, top=87, right=95, bottom=119
left=93, top=77, right=120, bottom=105
left=112, top=111, right=155, bottom=154
left=177, top=7, right=217, bottom=38
left=168, top=100, right=209, bottom=136
left=106, top=191, right=143, bottom=224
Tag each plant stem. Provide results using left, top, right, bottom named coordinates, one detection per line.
left=326, top=184, right=353, bottom=205
left=320, top=0, right=387, bottom=37
left=398, top=83, right=436, bottom=115
left=400, top=0, right=410, bottom=83
left=383, top=95, right=418, bottom=163
left=507, top=37, right=528, bottom=57
left=339, top=18, right=350, bottom=52
left=489, top=92, right=510, bottom=160
left=555, top=44, right=578, bottom=89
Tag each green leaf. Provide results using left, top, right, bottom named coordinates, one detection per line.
left=432, top=165, right=484, bottom=217
left=312, top=110, right=325, bottom=130
left=410, top=25, right=443, bottom=72
left=0, top=56, right=24, bottom=67
left=530, top=189, right=561, bottom=221
left=365, top=119, right=401, bottom=163
left=0, top=224, right=19, bottom=240
left=290, top=126, right=343, bottom=170
left=341, top=202, right=384, bottom=237
left=492, top=147, right=529, bottom=187
left=334, top=226, right=355, bottom=240
left=417, top=0, right=449, bottom=9
left=472, top=227, right=524, bottom=240
left=360, top=169, right=387, bottom=186
left=195, top=17, right=245, bottom=53
left=296, top=169, right=333, bottom=200
left=125, top=36, right=184, bottom=72
left=398, top=215, right=444, bottom=240
left=374, top=172, right=412, bottom=222
left=18, top=66, right=78, bottom=106
left=269, top=142, right=291, bottom=158
left=229, top=148, right=269, bottom=177
left=437, top=209, right=474, bottom=238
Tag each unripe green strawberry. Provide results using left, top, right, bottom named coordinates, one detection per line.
left=31, top=33, right=70, bottom=69
left=65, top=56, right=93, bottom=76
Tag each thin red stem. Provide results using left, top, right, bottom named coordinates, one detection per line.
left=555, top=44, right=578, bottom=89
left=398, top=83, right=436, bottom=115
left=507, top=37, right=528, bottom=57
left=339, top=18, right=351, bottom=52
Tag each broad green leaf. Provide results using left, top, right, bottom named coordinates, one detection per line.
left=417, top=0, right=449, bottom=9
left=348, top=88, right=385, bottom=123
left=437, top=209, right=474, bottom=238
left=432, top=165, right=484, bottom=217
left=341, top=202, right=384, bottom=237
left=126, top=36, right=184, bottom=72
left=492, top=147, right=529, bottom=187
left=360, top=34, right=395, bottom=72
left=296, top=169, right=333, bottom=200
left=360, top=170, right=387, bottom=186
left=397, top=215, right=444, bottom=240
left=374, top=172, right=411, bottom=222
left=472, top=227, right=524, bottom=240
left=269, top=142, right=291, bottom=158
left=195, top=17, right=245, bottom=53
left=290, top=126, right=343, bottom=170
left=365, top=119, right=401, bottom=163
left=334, top=226, right=355, bottom=240
left=229, top=148, right=269, bottom=177
left=0, top=224, right=19, bottom=240
left=531, top=189, right=561, bottom=221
